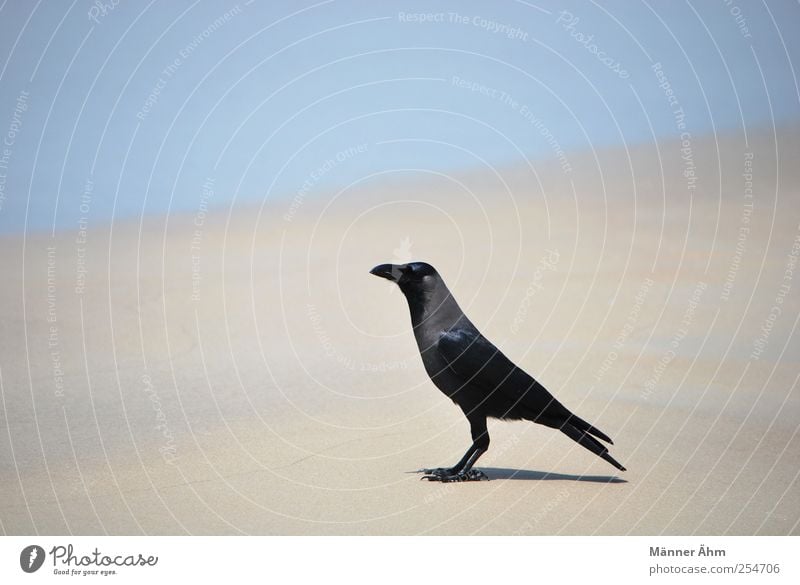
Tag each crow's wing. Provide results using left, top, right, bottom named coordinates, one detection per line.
left=437, top=329, right=570, bottom=418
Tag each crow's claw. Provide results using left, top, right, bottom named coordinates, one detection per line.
left=418, top=467, right=452, bottom=477
left=421, top=469, right=489, bottom=483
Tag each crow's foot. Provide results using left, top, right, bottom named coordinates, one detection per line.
left=416, top=467, right=454, bottom=477
left=420, top=468, right=489, bottom=482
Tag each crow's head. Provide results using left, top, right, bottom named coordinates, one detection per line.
left=369, top=261, right=441, bottom=295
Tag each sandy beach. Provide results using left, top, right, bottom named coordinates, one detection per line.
left=1, top=125, right=798, bottom=535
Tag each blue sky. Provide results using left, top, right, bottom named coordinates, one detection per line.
left=0, top=0, right=798, bottom=233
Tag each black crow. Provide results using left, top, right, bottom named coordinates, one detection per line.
left=370, top=261, right=626, bottom=482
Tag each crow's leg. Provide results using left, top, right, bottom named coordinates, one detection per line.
left=421, top=415, right=490, bottom=482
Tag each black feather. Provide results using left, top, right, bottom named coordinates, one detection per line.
left=371, top=261, right=626, bottom=477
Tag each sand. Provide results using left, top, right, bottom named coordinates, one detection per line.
left=1, top=125, right=799, bottom=535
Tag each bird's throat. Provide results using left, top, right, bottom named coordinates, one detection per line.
left=403, top=288, right=460, bottom=331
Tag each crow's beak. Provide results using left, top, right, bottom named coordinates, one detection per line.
left=370, top=263, right=401, bottom=282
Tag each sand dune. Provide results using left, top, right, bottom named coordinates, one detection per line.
left=1, top=125, right=798, bottom=534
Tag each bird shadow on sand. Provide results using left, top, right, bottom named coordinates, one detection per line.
left=481, top=467, right=627, bottom=483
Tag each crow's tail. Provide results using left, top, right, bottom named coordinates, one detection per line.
left=560, top=423, right=626, bottom=472
left=567, top=414, right=614, bottom=444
